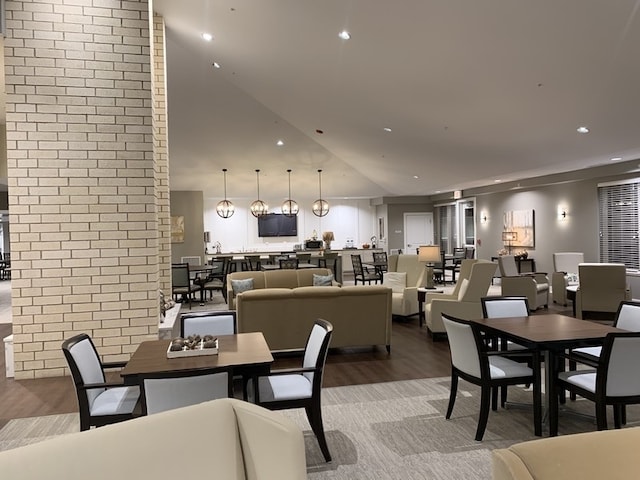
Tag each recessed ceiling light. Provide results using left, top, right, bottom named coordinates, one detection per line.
left=576, top=126, right=589, bottom=134
left=212, top=62, right=221, bottom=69
left=202, top=33, right=213, bottom=42
left=338, top=30, right=351, bottom=40
left=276, top=140, right=284, bottom=146
left=611, top=156, right=623, bottom=161
left=494, top=179, right=502, bottom=183
left=383, top=127, right=392, bottom=132
left=413, top=175, right=419, bottom=179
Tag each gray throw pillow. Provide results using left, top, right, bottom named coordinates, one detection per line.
left=313, top=274, right=333, bottom=286
left=231, top=278, right=254, bottom=295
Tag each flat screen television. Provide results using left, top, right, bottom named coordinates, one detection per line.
left=257, top=213, right=298, bottom=237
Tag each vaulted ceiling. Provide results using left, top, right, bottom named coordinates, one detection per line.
left=153, top=0, right=640, bottom=202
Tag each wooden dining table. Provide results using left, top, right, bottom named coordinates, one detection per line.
left=469, top=314, right=623, bottom=436
left=120, top=332, right=274, bottom=398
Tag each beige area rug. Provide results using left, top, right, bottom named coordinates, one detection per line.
left=1, top=377, right=636, bottom=479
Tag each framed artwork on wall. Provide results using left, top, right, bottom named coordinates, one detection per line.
left=171, top=216, right=184, bottom=243
left=503, top=209, right=535, bottom=248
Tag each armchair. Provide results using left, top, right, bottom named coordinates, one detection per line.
left=384, top=254, right=426, bottom=317
left=497, top=255, right=549, bottom=311
left=551, top=252, right=583, bottom=305
left=425, top=260, right=497, bottom=337
left=575, top=263, right=630, bottom=320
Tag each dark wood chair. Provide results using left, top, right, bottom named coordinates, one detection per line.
left=62, top=333, right=141, bottom=431
left=242, top=255, right=261, bottom=271
left=279, top=258, right=299, bottom=269
left=445, top=247, right=466, bottom=283
left=171, top=263, right=201, bottom=310
left=442, top=313, right=536, bottom=441
left=249, top=319, right=334, bottom=462
left=372, top=251, right=388, bottom=277
left=202, top=258, right=227, bottom=302
left=318, top=251, right=339, bottom=276
left=351, top=254, right=380, bottom=284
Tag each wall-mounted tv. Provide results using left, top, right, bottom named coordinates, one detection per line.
left=258, top=213, right=298, bottom=237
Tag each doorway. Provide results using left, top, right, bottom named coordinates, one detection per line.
left=404, top=212, right=434, bottom=254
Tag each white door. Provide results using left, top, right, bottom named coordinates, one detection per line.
left=404, top=213, right=434, bottom=254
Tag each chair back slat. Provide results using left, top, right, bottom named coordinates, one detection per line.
left=303, top=320, right=333, bottom=384
left=601, top=333, right=640, bottom=396
left=171, top=263, right=190, bottom=287
left=442, top=315, right=482, bottom=378
left=614, top=301, right=640, bottom=330
left=65, top=336, right=106, bottom=408
left=482, top=296, right=529, bottom=318
left=181, top=311, right=236, bottom=337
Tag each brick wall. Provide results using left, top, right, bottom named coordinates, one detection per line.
left=4, top=0, right=161, bottom=379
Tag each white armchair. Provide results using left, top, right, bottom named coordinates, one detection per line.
left=384, top=254, right=426, bottom=317
left=551, top=252, right=583, bottom=306
left=425, top=260, right=497, bottom=337
left=498, top=255, right=549, bottom=311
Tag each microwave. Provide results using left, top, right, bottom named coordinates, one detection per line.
left=305, top=240, right=323, bottom=250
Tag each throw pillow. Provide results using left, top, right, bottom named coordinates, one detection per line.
left=457, top=278, right=470, bottom=300
left=231, top=278, right=254, bottom=295
left=383, top=272, right=407, bottom=294
left=313, top=274, right=334, bottom=286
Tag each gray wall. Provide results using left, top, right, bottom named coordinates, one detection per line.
left=170, top=191, right=204, bottom=264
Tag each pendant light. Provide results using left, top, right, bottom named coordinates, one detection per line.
left=281, top=169, right=299, bottom=217
left=216, top=168, right=235, bottom=218
left=312, top=169, right=329, bottom=217
left=250, top=169, right=269, bottom=217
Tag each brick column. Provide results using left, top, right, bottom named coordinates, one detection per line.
left=4, top=0, right=160, bottom=379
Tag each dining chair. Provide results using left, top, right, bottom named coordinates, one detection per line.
left=180, top=310, right=237, bottom=337
left=351, top=254, right=380, bottom=284
left=295, top=252, right=312, bottom=263
left=549, top=331, right=640, bottom=435
left=442, top=313, right=535, bottom=441
left=62, top=333, right=141, bottom=431
left=249, top=319, right=334, bottom=462
left=372, top=251, right=388, bottom=275
left=140, top=367, right=233, bottom=415
left=445, top=247, right=466, bottom=283
left=318, top=251, right=339, bottom=276
left=481, top=296, right=533, bottom=407
left=279, top=258, right=299, bottom=269
left=242, top=255, right=261, bottom=271
left=171, top=263, right=201, bottom=310
left=202, top=258, right=227, bottom=302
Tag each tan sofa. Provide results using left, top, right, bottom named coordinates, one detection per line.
left=424, top=259, right=497, bottom=337
left=227, top=267, right=335, bottom=309
left=236, top=285, right=392, bottom=352
left=493, top=427, right=640, bottom=480
left=0, top=398, right=307, bottom=480
left=384, top=254, right=426, bottom=317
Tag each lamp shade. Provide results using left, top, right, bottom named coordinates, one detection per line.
left=418, top=245, right=441, bottom=263
left=502, top=231, right=517, bottom=242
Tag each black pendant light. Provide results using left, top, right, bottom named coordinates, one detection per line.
left=216, top=168, right=234, bottom=218
left=312, top=169, right=329, bottom=217
left=281, top=169, right=299, bottom=217
left=250, top=169, right=269, bottom=217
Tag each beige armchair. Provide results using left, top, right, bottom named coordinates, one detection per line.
left=551, top=252, right=583, bottom=305
left=498, top=255, right=549, bottom=311
left=425, top=260, right=497, bottom=337
left=384, top=254, right=426, bottom=317
left=575, top=263, right=630, bottom=319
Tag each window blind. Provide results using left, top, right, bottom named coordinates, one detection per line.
left=598, top=182, right=639, bottom=268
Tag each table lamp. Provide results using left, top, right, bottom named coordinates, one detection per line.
left=418, top=245, right=441, bottom=289
left=502, top=231, right=517, bottom=255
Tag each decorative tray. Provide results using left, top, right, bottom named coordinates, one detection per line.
left=166, top=336, right=218, bottom=358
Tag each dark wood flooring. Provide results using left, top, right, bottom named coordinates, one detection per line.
left=0, top=302, right=571, bottom=429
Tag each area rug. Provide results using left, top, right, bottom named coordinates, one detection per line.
left=1, top=378, right=636, bottom=479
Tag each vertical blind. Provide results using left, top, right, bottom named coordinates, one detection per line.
left=598, top=182, right=639, bottom=268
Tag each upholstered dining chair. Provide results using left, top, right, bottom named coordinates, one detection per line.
left=62, top=333, right=141, bottom=431
left=442, top=313, right=535, bottom=441
left=249, top=319, right=333, bottom=462
left=549, top=331, right=640, bottom=435
left=171, top=263, right=201, bottom=310
left=180, top=310, right=237, bottom=337
left=140, top=367, right=233, bottom=415
left=202, top=258, right=227, bottom=302
left=351, top=254, right=380, bottom=284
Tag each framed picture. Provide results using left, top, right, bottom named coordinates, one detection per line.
left=503, top=209, right=535, bottom=248
left=171, top=216, right=184, bottom=243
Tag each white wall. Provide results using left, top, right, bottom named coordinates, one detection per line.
left=203, top=197, right=377, bottom=252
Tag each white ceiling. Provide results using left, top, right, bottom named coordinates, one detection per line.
left=153, top=0, right=640, bottom=202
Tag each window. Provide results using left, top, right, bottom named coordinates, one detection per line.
left=598, top=181, right=640, bottom=268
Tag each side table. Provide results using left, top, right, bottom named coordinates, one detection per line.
left=417, top=287, right=444, bottom=327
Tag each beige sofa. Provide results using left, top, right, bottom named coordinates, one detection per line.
left=236, top=285, right=392, bottom=352
left=227, top=267, right=335, bottom=309
left=0, top=398, right=307, bottom=480
left=384, top=254, right=426, bottom=317
left=424, top=259, right=497, bottom=337
left=493, top=427, right=640, bottom=480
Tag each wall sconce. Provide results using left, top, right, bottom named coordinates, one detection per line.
left=480, top=212, right=488, bottom=224
left=558, top=207, right=567, bottom=220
